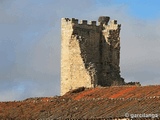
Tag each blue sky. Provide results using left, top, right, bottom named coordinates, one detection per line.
left=0, top=0, right=160, bottom=101
left=96, top=0, right=160, bottom=19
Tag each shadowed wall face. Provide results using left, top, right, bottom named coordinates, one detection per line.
left=61, top=17, right=124, bottom=95
left=100, top=19, right=124, bottom=86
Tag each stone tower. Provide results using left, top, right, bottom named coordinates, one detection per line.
left=61, top=16, right=124, bottom=95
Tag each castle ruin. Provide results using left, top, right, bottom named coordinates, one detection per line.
left=61, top=16, right=124, bottom=95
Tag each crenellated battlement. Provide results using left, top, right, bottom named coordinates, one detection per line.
left=61, top=16, right=125, bottom=95
left=110, top=20, right=117, bottom=24
left=62, top=18, right=98, bottom=26
left=61, top=17, right=121, bottom=29
left=79, top=20, right=87, bottom=24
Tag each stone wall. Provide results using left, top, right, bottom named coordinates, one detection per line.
left=100, top=19, right=123, bottom=86
left=61, top=16, right=124, bottom=95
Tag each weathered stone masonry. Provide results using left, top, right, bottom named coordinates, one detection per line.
left=61, top=16, right=124, bottom=95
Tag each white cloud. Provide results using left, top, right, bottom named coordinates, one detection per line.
left=0, top=0, right=95, bottom=101
left=0, top=0, right=160, bottom=101
left=81, top=3, right=160, bottom=85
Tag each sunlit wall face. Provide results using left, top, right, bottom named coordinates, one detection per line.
left=0, top=0, right=160, bottom=101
